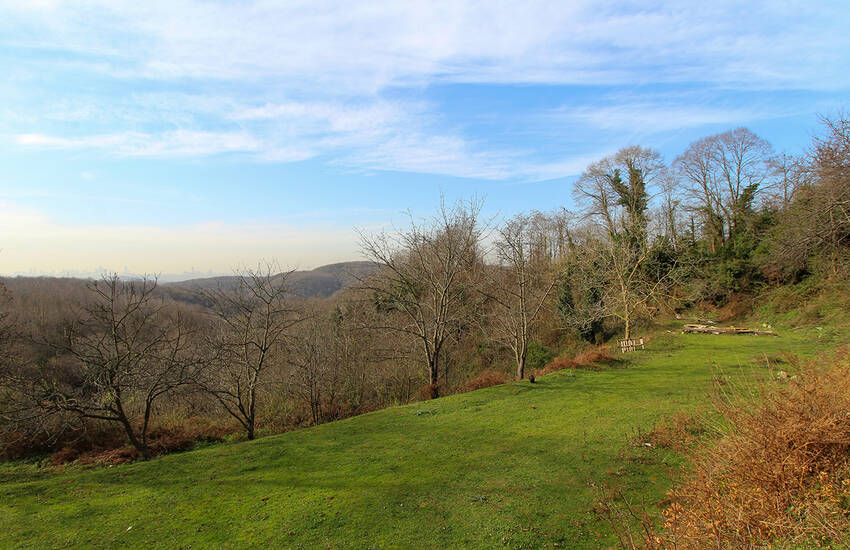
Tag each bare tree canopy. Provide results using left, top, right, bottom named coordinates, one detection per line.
left=675, top=128, right=776, bottom=251
left=480, top=213, right=559, bottom=379
left=5, top=276, right=201, bottom=458
left=359, top=197, right=486, bottom=398
left=574, top=145, right=666, bottom=242
left=198, top=263, right=303, bottom=440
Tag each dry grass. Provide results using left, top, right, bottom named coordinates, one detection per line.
left=607, top=353, right=850, bottom=549
left=661, top=356, right=850, bottom=548
left=47, top=418, right=232, bottom=466
left=632, top=411, right=708, bottom=455
left=574, top=346, right=617, bottom=366
left=538, top=355, right=580, bottom=374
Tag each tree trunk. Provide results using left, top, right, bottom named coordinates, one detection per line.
left=247, top=387, right=256, bottom=440
left=114, top=393, right=150, bottom=459
left=516, top=343, right=527, bottom=380
left=428, top=357, right=440, bottom=399
left=119, top=413, right=149, bottom=459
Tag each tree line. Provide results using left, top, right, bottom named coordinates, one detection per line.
left=0, top=113, right=847, bottom=460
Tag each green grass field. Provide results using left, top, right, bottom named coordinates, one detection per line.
left=1, top=327, right=844, bottom=549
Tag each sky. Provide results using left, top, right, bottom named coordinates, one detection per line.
left=1, top=1, right=848, bottom=279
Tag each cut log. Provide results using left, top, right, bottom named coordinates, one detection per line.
left=682, top=324, right=777, bottom=336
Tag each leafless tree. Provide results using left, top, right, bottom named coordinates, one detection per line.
left=9, top=276, right=200, bottom=459
left=0, top=284, right=14, bottom=365
left=286, top=317, right=327, bottom=425
left=574, top=147, right=681, bottom=339
left=763, top=114, right=850, bottom=278
left=199, top=264, right=302, bottom=439
left=768, top=152, right=808, bottom=208
left=574, top=145, right=666, bottom=243
left=481, top=214, right=559, bottom=379
left=675, top=128, right=776, bottom=250
left=358, top=198, right=486, bottom=398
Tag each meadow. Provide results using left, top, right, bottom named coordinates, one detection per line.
left=2, top=325, right=841, bottom=549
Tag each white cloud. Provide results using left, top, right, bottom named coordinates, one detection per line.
left=555, top=103, right=759, bottom=133
left=3, top=1, right=846, bottom=89
left=2, top=0, right=848, bottom=178
left=15, top=130, right=311, bottom=159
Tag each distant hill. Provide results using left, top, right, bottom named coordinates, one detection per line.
left=165, top=261, right=379, bottom=299
left=0, top=262, right=380, bottom=309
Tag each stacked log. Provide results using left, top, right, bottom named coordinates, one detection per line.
left=682, top=324, right=778, bottom=336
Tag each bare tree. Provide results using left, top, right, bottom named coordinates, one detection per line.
left=769, top=152, right=808, bottom=208
left=12, top=276, right=199, bottom=459
left=481, top=214, right=558, bottom=379
left=199, top=264, right=302, bottom=439
left=675, top=128, right=775, bottom=249
left=358, top=198, right=485, bottom=398
left=574, top=145, right=666, bottom=243
left=715, top=128, right=776, bottom=234
left=0, top=284, right=14, bottom=365
left=574, top=147, right=681, bottom=339
left=763, top=113, right=850, bottom=278
left=286, top=317, right=326, bottom=425
left=674, top=136, right=726, bottom=252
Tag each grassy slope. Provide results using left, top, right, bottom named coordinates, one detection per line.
left=1, top=327, right=843, bottom=550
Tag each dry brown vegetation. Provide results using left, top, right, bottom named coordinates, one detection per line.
left=27, top=418, right=235, bottom=466
left=457, top=369, right=508, bottom=393
left=538, top=345, right=618, bottom=375
left=661, top=356, right=850, bottom=548
left=608, top=351, right=850, bottom=548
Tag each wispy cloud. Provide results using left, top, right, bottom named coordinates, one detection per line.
left=2, top=1, right=848, bottom=179
left=15, top=130, right=313, bottom=160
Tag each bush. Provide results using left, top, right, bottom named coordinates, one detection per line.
left=43, top=418, right=233, bottom=466
left=574, top=345, right=616, bottom=366
left=417, top=383, right=442, bottom=401
left=525, top=342, right=555, bottom=372
left=457, top=369, right=508, bottom=393
left=538, top=345, right=618, bottom=375
left=656, top=354, right=850, bottom=548
left=539, top=355, right=579, bottom=375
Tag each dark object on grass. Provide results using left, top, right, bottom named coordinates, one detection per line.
left=529, top=375, right=535, bottom=383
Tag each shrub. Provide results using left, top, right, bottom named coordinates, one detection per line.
left=525, top=342, right=555, bottom=372
left=417, top=383, right=442, bottom=401
left=538, top=345, right=618, bottom=375
left=574, top=345, right=616, bottom=366
left=45, top=418, right=233, bottom=465
left=656, top=355, right=850, bottom=548
left=457, top=369, right=508, bottom=393
left=539, top=355, right=579, bottom=375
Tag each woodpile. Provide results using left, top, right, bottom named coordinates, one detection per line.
left=682, top=324, right=778, bottom=336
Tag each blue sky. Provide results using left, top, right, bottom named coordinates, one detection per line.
left=1, top=1, right=848, bottom=278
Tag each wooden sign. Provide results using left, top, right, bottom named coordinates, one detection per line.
left=618, top=337, right=645, bottom=353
